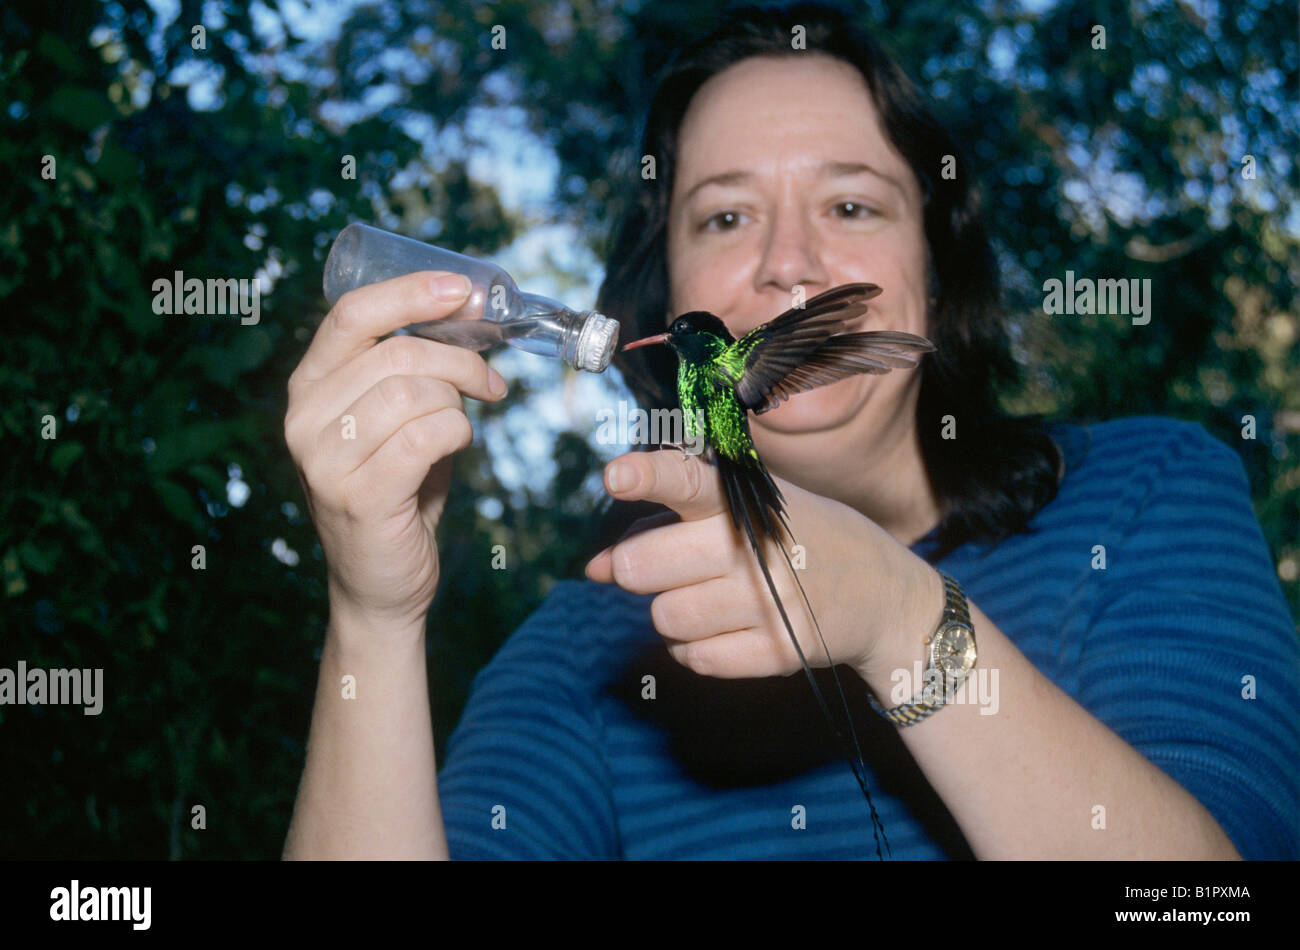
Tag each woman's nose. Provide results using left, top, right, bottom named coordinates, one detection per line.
left=754, top=205, right=828, bottom=294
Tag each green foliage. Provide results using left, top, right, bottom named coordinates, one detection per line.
left=0, top=0, right=526, bottom=858
left=0, top=0, right=1295, bottom=859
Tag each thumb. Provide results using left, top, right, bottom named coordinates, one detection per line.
left=601, top=450, right=727, bottom=524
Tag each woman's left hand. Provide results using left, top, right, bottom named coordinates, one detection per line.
left=584, top=449, right=943, bottom=685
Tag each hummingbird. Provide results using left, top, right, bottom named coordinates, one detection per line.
left=621, top=282, right=935, bottom=859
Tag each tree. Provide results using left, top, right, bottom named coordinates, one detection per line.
left=1, top=0, right=1294, bottom=859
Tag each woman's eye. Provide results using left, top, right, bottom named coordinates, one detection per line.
left=832, top=201, right=876, bottom=219
left=701, top=210, right=745, bottom=231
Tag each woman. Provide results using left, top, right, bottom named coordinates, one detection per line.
left=282, top=2, right=1299, bottom=859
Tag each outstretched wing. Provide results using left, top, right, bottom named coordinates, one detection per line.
left=748, top=330, right=935, bottom=414
left=726, top=283, right=934, bottom=414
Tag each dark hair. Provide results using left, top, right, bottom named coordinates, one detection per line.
left=593, top=0, right=1062, bottom=563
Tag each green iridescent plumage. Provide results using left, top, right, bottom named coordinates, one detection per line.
left=621, top=282, right=936, bottom=859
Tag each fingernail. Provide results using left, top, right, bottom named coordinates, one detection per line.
left=489, top=368, right=507, bottom=397
left=585, top=548, right=611, bottom=578
left=432, top=274, right=471, bottom=301
left=607, top=463, right=637, bottom=493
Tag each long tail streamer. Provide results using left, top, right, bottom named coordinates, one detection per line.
left=716, top=451, right=889, bottom=860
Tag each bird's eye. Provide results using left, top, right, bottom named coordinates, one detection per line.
left=671, top=318, right=690, bottom=333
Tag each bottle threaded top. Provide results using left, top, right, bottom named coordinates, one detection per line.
left=574, top=312, right=620, bottom=372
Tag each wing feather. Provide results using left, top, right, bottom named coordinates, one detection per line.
left=751, top=330, right=936, bottom=414
left=731, top=282, right=934, bottom=413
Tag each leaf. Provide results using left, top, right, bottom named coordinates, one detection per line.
left=152, top=478, right=200, bottom=526
left=147, top=599, right=169, bottom=633
left=122, top=294, right=163, bottom=335
left=146, top=421, right=235, bottom=474
left=186, top=463, right=227, bottom=497
left=210, top=729, right=229, bottom=763
left=47, top=87, right=113, bottom=131
left=67, top=604, right=95, bottom=625
left=190, top=351, right=231, bottom=387
left=94, top=142, right=137, bottom=183
left=18, top=540, right=59, bottom=575
left=230, top=327, right=274, bottom=372
left=3, top=548, right=26, bottom=597
left=50, top=441, right=84, bottom=472
left=58, top=500, right=93, bottom=533
left=188, top=328, right=275, bottom=386
left=37, top=33, right=85, bottom=77
left=123, top=748, right=155, bottom=779
left=1, top=49, right=28, bottom=80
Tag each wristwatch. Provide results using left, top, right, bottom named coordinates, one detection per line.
left=868, top=570, right=976, bottom=726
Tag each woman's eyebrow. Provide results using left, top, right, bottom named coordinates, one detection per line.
left=680, top=160, right=904, bottom=205
left=820, top=160, right=905, bottom=196
left=680, top=170, right=752, bottom=205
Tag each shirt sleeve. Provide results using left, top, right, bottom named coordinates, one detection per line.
left=1075, top=419, right=1300, bottom=859
left=436, top=581, right=621, bottom=859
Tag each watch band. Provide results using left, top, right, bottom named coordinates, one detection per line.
left=868, top=570, right=973, bottom=727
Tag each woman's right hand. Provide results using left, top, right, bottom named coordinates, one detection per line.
left=283, top=271, right=508, bottom=644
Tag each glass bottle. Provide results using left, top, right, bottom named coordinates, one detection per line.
left=323, top=223, right=619, bottom=373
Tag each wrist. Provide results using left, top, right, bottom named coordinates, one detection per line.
left=855, top=556, right=945, bottom=697
left=326, top=591, right=429, bottom=656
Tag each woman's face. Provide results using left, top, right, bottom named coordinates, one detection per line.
left=666, top=53, right=931, bottom=466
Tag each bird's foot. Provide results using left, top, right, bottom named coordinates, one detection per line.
left=658, top=439, right=705, bottom=462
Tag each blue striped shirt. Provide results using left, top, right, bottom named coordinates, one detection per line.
left=437, top=415, right=1300, bottom=859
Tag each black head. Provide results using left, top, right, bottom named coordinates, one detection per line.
left=668, top=310, right=733, bottom=341
left=621, top=309, right=735, bottom=358
left=666, top=310, right=734, bottom=364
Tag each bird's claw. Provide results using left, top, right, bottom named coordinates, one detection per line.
left=659, top=440, right=705, bottom=464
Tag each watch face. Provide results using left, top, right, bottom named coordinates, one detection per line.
left=932, top=623, right=976, bottom=677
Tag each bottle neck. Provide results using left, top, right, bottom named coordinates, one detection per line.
left=514, top=291, right=617, bottom=372
left=515, top=290, right=579, bottom=321
left=516, top=291, right=586, bottom=360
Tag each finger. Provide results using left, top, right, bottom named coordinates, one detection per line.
left=309, top=375, right=464, bottom=488
left=649, top=575, right=759, bottom=642
left=601, top=450, right=728, bottom=523
left=291, top=270, right=475, bottom=389
left=617, top=510, right=682, bottom=543
left=584, top=510, right=680, bottom=582
left=584, top=548, right=613, bottom=583
left=345, top=407, right=473, bottom=517
left=604, top=516, right=742, bottom=594
left=292, top=334, right=505, bottom=438
left=665, top=627, right=793, bottom=680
